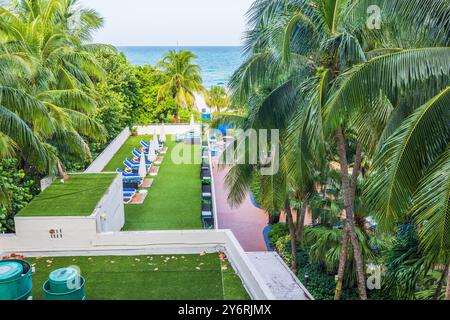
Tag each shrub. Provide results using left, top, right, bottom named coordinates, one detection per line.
left=0, top=159, right=38, bottom=232
left=268, top=223, right=289, bottom=246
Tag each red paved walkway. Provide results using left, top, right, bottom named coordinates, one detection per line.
left=213, top=162, right=268, bottom=252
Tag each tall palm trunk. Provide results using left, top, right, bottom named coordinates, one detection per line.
left=296, top=201, right=307, bottom=241
left=57, top=159, right=69, bottom=180
left=335, top=129, right=367, bottom=300
left=335, top=139, right=364, bottom=300
left=334, top=227, right=349, bottom=300
left=285, top=197, right=298, bottom=274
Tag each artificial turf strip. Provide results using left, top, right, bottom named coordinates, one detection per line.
left=17, top=174, right=116, bottom=217
left=104, top=135, right=202, bottom=230
left=26, top=254, right=250, bottom=300
left=102, top=135, right=151, bottom=172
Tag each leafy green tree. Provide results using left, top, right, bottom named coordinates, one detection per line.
left=227, top=0, right=450, bottom=300
left=134, top=65, right=178, bottom=123
left=0, top=0, right=108, bottom=175
left=157, top=50, right=205, bottom=110
left=206, top=86, right=229, bottom=113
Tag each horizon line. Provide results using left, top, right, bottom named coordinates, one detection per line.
left=114, top=45, right=243, bottom=48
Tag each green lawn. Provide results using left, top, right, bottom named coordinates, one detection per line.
left=17, top=174, right=116, bottom=217
left=104, top=135, right=202, bottom=230
left=27, top=254, right=250, bottom=300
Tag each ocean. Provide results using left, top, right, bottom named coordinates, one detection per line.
left=117, top=46, right=244, bottom=88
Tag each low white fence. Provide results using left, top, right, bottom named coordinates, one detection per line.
left=85, top=127, right=131, bottom=173
left=137, top=124, right=201, bottom=136
left=0, top=229, right=275, bottom=300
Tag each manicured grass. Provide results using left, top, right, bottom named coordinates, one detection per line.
left=104, top=135, right=202, bottom=230
left=17, top=174, right=116, bottom=217
left=27, top=254, right=250, bottom=300
left=103, top=135, right=148, bottom=172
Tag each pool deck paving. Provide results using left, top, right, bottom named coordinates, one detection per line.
left=212, top=161, right=269, bottom=252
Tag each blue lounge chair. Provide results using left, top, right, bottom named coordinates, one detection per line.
left=123, top=194, right=134, bottom=204
left=116, top=169, right=141, bottom=178
left=123, top=188, right=137, bottom=194
left=126, top=157, right=151, bottom=166
left=132, top=150, right=153, bottom=163
left=141, top=140, right=150, bottom=148
left=123, top=160, right=150, bottom=171
left=123, top=192, right=135, bottom=198
left=134, top=148, right=149, bottom=156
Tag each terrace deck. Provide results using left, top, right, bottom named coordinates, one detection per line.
left=26, top=253, right=250, bottom=300
left=17, top=174, right=116, bottom=217
left=104, top=136, right=202, bottom=230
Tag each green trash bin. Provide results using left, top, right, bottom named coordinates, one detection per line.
left=0, top=260, right=33, bottom=300
left=43, top=267, right=86, bottom=300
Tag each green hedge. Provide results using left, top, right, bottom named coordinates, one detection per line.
left=0, top=159, right=39, bottom=232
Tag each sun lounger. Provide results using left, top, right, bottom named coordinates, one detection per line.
left=116, top=169, right=141, bottom=178
left=140, top=140, right=150, bottom=148
left=134, top=148, right=149, bottom=156
left=123, top=159, right=150, bottom=171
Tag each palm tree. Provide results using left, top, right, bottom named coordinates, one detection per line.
left=157, top=50, right=205, bottom=110
left=228, top=0, right=450, bottom=299
left=366, top=87, right=450, bottom=299
left=206, top=86, right=229, bottom=113
left=0, top=0, right=107, bottom=176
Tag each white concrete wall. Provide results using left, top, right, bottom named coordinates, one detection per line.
left=137, top=124, right=201, bottom=136
left=85, top=127, right=131, bottom=173
left=40, top=176, right=56, bottom=191
left=1, top=175, right=125, bottom=251
left=93, top=174, right=125, bottom=233
left=0, top=230, right=275, bottom=300
left=10, top=216, right=97, bottom=250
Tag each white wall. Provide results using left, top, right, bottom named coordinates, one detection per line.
left=137, top=124, right=201, bottom=136
left=85, top=127, right=131, bottom=173
left=10, top=217, right=97, bottom=250
left=1, top=175, right=125, bottom=251
left=93, top=175, right=125, bottom=233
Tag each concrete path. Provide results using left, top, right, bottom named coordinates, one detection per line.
left=247, top=252, right=313, bottom=300
left=212, top=162, right=268, bottom=252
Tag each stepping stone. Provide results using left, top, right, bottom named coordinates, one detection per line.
left=129, top=192, right=148, bottom=205
left=149, top=166, right=160, bottom=176
left=154, top=156, right=164, bottom=165
left=139, top=178, right=154, bottom=188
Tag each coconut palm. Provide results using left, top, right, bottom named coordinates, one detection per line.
left=366, top=87, right=450, bottom=299
left=228, top=0, right=450, bottom=299
left=0, top=0, right=107, bottom=175
left=157, top=50, right=205, bottom=110
left=206, top=86, right=229, bottom=113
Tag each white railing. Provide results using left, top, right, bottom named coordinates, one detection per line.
left=136, top=124, right=201, bottom=136
left=85, top=127, right=131, bottom=173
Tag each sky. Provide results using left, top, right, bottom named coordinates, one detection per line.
left=79, top=0, right=254, bottom=46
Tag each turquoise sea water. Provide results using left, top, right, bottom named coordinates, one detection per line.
left=117, top=46, right=244, bottom=88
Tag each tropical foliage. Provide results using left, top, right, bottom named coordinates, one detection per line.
left=206, top=86, right=229, bottom=113
left=222, top=0, right=450, bottom=300
left=157, top=49, right=205, bottom=110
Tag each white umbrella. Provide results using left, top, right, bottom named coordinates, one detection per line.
left=160, top=123, right=166, bottom=142
left=148, top=139, right=157, bottom=162
left=138, top=152, right=147, bottom=178
left=190, top=114, right=195, bottom=128
left=152, top=129, right=159, bottom=150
